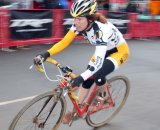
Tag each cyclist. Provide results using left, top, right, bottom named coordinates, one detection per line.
left=34, top=0, right=129, bottom=124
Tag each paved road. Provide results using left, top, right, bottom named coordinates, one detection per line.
left=0, top=39, right=160, bottom=130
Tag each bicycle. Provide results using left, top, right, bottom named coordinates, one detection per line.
left=9, top=57, right=130, bottom=130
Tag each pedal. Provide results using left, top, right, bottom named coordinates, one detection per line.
left=68, top=119, right=73, bottom=127
left=68, top=112, right=77, bottom=126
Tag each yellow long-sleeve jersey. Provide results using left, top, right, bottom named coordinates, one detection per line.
left=47, top=29, right=77, bottom=56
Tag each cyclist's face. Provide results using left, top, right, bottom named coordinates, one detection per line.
left=74, top=17, right=88, bottom=32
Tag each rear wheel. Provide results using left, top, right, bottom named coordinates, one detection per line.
left=9, top=90, right=66, bottom=130
left=86, top=75, right=130, bottom=127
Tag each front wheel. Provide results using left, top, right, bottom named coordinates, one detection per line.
left=9, top=91, right=66, bottom=130
left=86, top=75, right=130, bottom=127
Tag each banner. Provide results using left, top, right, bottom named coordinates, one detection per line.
left=63, top=10, right=74, bottom=35
left=10, top=10, right=53, bottom=40
left=106, top=12, right=130, bottom=34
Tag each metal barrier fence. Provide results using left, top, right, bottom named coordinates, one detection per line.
left=0, top=9, right=160, bottom=48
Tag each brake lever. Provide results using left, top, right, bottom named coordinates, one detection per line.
left=61, top=66, right=73, bottom=74
left=29, top=64, right=34, bottom=70
left=65, top=66, right=73, bottom=72
left=29, top=64, right=44, bottom=73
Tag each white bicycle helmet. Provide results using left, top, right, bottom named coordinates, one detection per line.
left=70, top=0, right=97, bottom=18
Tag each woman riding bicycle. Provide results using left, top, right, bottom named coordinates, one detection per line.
left=34, top=0, right=130, bottom=124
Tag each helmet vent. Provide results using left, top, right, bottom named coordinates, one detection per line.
left=77, top=6, right=86, bottom=15
left=78, top=1, right=84, bottom=7
left=73, top=2, right=78, bottom=13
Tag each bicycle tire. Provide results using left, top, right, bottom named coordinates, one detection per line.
left=86, top=75, right=130, bottom=127
left=9, top=91, right=66, bottom=130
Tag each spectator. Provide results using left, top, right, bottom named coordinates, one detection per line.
left=2, top=0, right=33, bottom=8
left=0, top=1, right=5, bottom=6
left=43, top=0, right=70, bottom=9
left=148, top=0, right=160, bottom=15
left=96, top=0, right=109, bottom=10
left=68, top=0, right=74, bottom=8
left=43, top=0, right=60, bottom=9
left=33, top=0, right=45, bottom=9
left=0, top=0, right=9, bottom=7
left=126, top=3, right=137, bottom=13
left=59, top=0, right=69, bottom=9
left=103, top=1, right=109, bottom=10
left=0, top=1, right=20, bottom=9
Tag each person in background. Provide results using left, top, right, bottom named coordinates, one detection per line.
left=59, top=0, right=69, bottom=9
left=43, top=0, right=69, bottom=9
left=97, top=0, right=109, bottom=10
left=126, top=2, right=138, bottom=13
left=33, top=0, right=45, bottom=9
left=0, top=0, right=15, bottom=8
left=0, top=0, right=5, bottom=6
left=68, top=0, right=74, bottom=9
left=148, top=0, right=160, bottom=15
left=43, top=0, right=60, bottom=9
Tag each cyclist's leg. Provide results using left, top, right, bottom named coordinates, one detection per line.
left=90, top=43, right=129, bottom=110
left=62, top=78, right=94, bottom=124
left=74, top=62, right=96, bottom=104
left=77, top=58, right=115, bottom=106
left=63, top=75, right=95, bottom=124
left=95, top=41, right=130, bottom=88
left=89, top=59, right=115, bottom=111
left=94, top=58, right=115, bottom=91
left=77, top=78, right=95, bottom=104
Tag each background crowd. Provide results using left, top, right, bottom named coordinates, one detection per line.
left=0, top=0, right=160, bottom=15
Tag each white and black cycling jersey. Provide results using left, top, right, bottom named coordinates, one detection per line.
left=70, top=21, right=126, bottom=80
left=71, top=21, right=125, bottom=47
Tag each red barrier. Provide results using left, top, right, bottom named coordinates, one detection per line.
left=129, top=13, right=160, bottom=38
left=0, top=9, right=85, bottom=48
left=0, top=9, right=160, bottom=48
left=0, top=9, right=9, bottom=48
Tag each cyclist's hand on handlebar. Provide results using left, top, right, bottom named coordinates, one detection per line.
left=33, top=52, right=50, bottom=65
left=69, top=75, right=84, bottom=91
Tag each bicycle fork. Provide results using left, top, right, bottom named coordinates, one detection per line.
left=33, top=100, right=58, bottom=128
left=33, top=88, right=63, bottom=128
